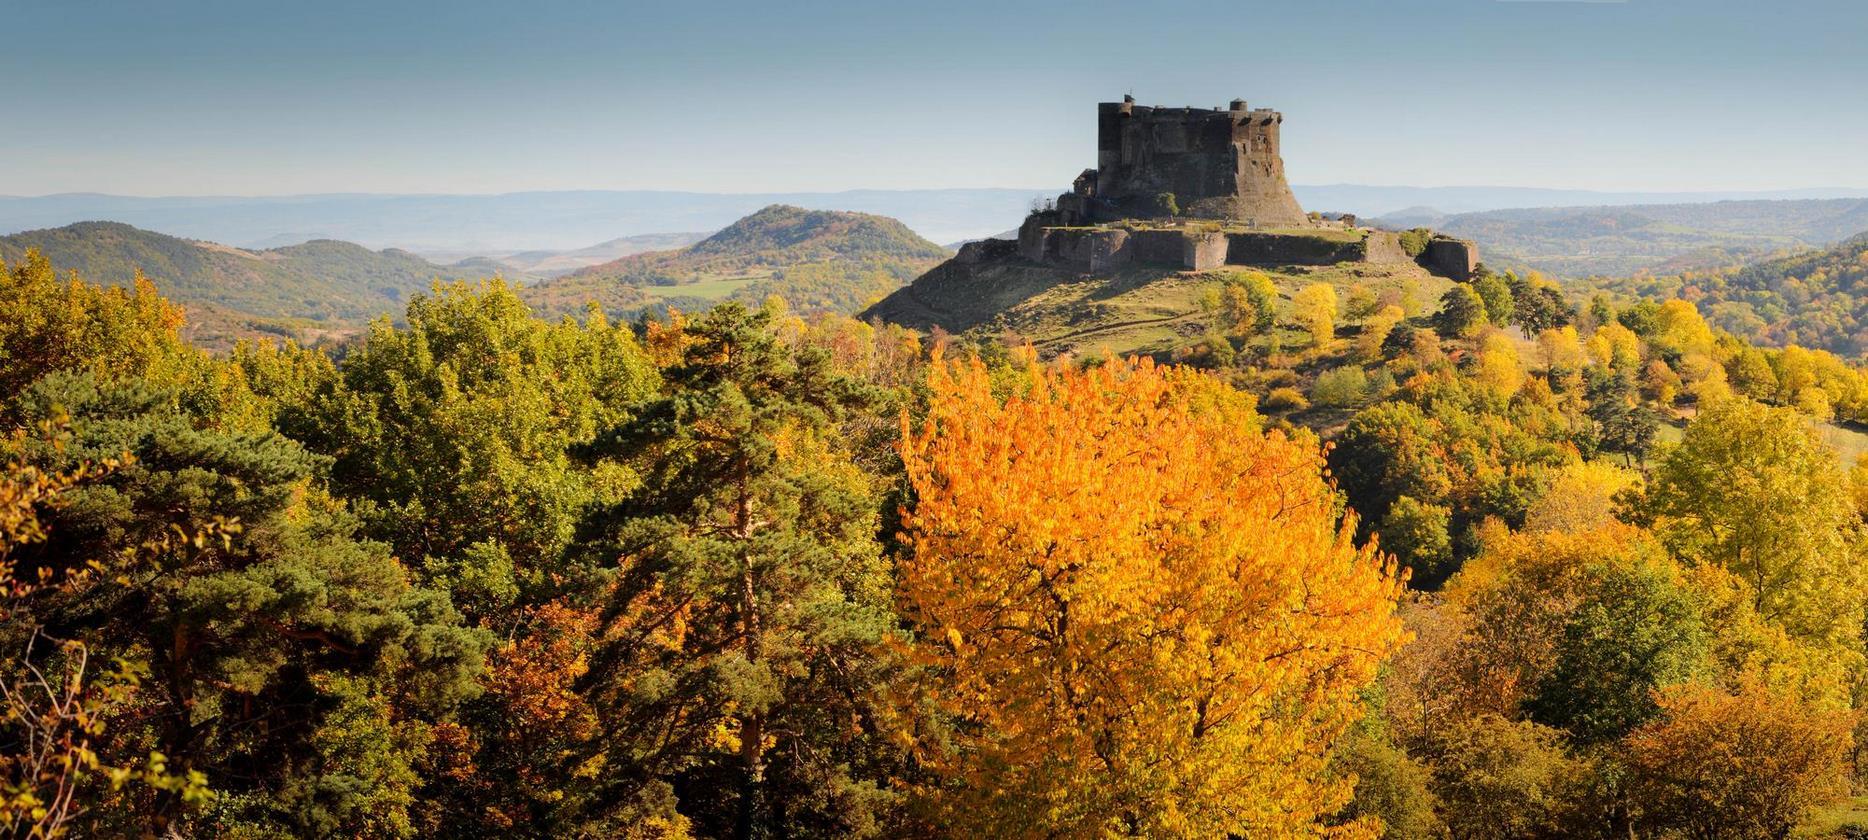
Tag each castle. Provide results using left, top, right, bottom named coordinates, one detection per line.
left=1008, top=95, right=1477, bottom=280
left=1079, top=96, right=1308, bottom=227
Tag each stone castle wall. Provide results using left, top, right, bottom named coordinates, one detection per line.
left=1014, top=215, right=1477, bottom=279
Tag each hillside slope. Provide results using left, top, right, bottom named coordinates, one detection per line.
left=1584, top=232, right=1868, bottom=358
left=522, top=205, right=949, bottom=318
left=864, top=242, right=1451, bottom=360
left=0, top=221, right=477, bottom=347
left=1400, top=198, right=1868, bottom=278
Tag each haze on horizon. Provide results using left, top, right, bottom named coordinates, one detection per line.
left=6, top=0, right=1868, bottom=198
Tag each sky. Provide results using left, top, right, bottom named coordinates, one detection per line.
left=5, top=0, right=1867, bottom=196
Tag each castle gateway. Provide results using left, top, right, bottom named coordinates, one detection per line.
left=1069, top=96, right=1309, bottom=228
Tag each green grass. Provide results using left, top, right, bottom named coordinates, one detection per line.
left=649, top=272, right=770, bottom=301
left=1813, top=419, right=1868, bottom=466
left=1795, top=795, right=1868, bottom=838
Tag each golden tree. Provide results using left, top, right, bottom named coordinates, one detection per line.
left=895, top=353, right=1406, bottom=838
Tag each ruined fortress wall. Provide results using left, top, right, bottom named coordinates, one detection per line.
left=1224, top=232, right=1360, bottom=266
left=1019, top=221, right=1435, bottom=274
left=1130, top=230, right=1188, bottom=265
left=1184, top=232, right=1229, bottom=270
left=1424, top=238, right=1478, bottom=281
left=1089, top=229, right=1132, bottom=273
left=1362, top=230, right=1410, bottom=264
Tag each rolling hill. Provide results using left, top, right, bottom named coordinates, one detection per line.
left=0, top=221, right=484, bottom=347
left=1582, top=231, right=1868, bottom=359
left=1392, top=198, right=1868, bottom=278
left=863, top=241, right=1451, bottom=361
left=521, top=205, right=950, bottom=318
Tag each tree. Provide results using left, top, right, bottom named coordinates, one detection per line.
left=1471, top=273, right=1515, bottom=327
left=10, top=372, right=489, bottom=837
left=1357, top=305, right=1406, bottom=362
left=1623, top=683, right=1851, bottom=840
left=299, top=280, right=658, bottom=624
left=1434, top=286, right=1486, bottom=338
left=1214, top=271, right=1278, bottom=337
left=1508, top=273, right=1573, bottom=333
left=1428, top=715, right=1589, bottom=840
left=1635, top=397, right=1866, bottom=654
left=1524, top=461, right=1635, bottom=534
left=1293, top=283, right=1339, bottom=346
left=1522, top=553, right=1708, bottom=744
left=896, top=354, right=1405, bottom=837
left=573, top=302, right=904, bottom=839
left=1155, top=192, right=1178, bottom=219
left=1583, top=367, right=1657, bottom=464
left=0, top=250, right=193, bottom=411
left=1380, top=496, right=1454, bottom=588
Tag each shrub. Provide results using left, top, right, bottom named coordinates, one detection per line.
left=1264, top=386, right=1310, bottom=413
left=1312, top=365, right=1370, bottom=407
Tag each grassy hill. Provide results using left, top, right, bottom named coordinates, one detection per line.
left=1398, top=198, right=1868, bottom=278
left=0, top=221, right=481, bottom=348
left=864, top=245, right=1451, bottom=360
left=521, top=205, right=950, bottom=318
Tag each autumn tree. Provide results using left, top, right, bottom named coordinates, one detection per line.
left=1634, top=397, right=1866, bottom=655
left=1623, top=683, right=1852, bottom=839
left=896, top=353, right=1405, bottom=837
left=1293, top=282, right=1340, bottom=346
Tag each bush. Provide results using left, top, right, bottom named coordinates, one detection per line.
left=1400, top=228, right=1435, bottom=257
left=1311, top=365, right=1370, bottom=407
left=1263, top=386, right=1310, bottom=413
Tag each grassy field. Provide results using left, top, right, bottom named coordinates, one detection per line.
left=1797, top=796, right=1868, bottom=838
left=649, top=271, right=770, bottom=301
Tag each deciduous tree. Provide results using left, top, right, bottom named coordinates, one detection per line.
left=896, top=353, right=1405, bottom=837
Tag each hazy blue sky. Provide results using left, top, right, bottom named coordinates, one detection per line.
left=6, top=0, right=1866, bottom=196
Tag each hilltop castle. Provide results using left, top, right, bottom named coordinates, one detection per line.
left=1007, top=95, right=1477, bottom=279
left=1074, top=96, right=1309, bottom=227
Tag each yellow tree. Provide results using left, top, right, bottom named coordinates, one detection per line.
left=895, top=353, right=1406, bottom=838
left=1293, top=282, right=1339, bottom=347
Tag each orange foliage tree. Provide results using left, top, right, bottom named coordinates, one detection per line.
left=1624, top=682, right=1852, bottom=839
left=895, top=353, right=1407, bottom=838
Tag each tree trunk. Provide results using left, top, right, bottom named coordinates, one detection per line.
left=734, top=459, right=766, bottom=840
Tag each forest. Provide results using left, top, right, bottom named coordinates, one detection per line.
left=4, top=246, right=1868, bottom=839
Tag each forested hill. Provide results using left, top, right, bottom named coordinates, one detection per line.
left=0, top=221, right=479, bottom=346
left=1586, top=231, right=1868, bottom=358
left=521, top=204, right=950, bottom=319
left=1400, top=198, right=1868, bottom=277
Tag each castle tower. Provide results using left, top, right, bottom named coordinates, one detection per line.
left=1091, top=96, right=1309, bottom=228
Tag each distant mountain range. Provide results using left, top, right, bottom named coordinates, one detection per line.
left=420, top=232, right=711, bottom=278
left=1383, top=198, right=1868, bottom=277
left=522, top=205, right=949, bottom=319
left=0, top=190, right=1048, bottom=253
left=9, top=186, right=1867, bottom=255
